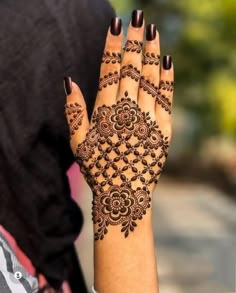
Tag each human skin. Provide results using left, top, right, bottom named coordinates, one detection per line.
left=64, top=10, right=174, bottom=293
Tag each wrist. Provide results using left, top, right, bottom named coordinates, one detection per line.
left=92, top=185, right=153, bottom=240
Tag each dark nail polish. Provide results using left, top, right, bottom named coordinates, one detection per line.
left=131, top=10, right=143, bottom=28
left=110, top=17, right=122, bottom=35
left=163, top=55, right=172, bottom=70
left=63, top=76, right=72, bottom=95
left=146, top=24, right=156, bottom=41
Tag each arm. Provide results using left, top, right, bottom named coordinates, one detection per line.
left=64, top=10, right=174, bottom=293
left=94, top=206, right=158, bottom=292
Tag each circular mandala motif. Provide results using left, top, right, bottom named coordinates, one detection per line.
left=110, top=100, right=140, bottom=132
left=100, top=186, right=135, bottom=224
left=134, top=121, right=149, bottom=139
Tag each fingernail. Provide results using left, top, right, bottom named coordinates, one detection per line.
left=63, top=76, right=72, bottom=95
left=131, top=10, right=143, bottom=28
left=146, top=24, right=156, bottom=41
left=110, top=17, right=122, bottom=36
left=163, top=55, right=172, bottom=70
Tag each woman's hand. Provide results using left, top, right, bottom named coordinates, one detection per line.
left=64, top=11, right=174, bottom=241
left=64, top=10, right=174, bottom=293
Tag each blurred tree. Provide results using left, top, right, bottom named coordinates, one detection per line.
left=110, top=0, right=236, bottom=142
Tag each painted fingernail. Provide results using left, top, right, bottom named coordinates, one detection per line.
left=63, top=76, right=72, bottom=95
left=146, top=24, right=156, bottom=41
left=163, top=55, right=172, bottom=70
left=131, top=10, right=143, bottom=28
left=110, top=17, right=122, bottom=36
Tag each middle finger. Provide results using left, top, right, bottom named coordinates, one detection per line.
left=117, top=10, right=145, bottom=102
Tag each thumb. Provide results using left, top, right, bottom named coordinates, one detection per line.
left=64, top=77, right=89, bottom=153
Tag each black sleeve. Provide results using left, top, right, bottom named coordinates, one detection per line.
left=0, top=0, right=115, bottom=288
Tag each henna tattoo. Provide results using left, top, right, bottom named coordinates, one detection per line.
left=99, top=71, right=120, bottom=91
left=74, top=91, right=170, bottom=240
left=102, top=51, right=121, bottom=64
left=65, top=103, right=83, bottom=136
left=121, top=64, right=141, bottom=82
left=123, top=40, right=143, bottom=54
left=159, top=80, right=174, bottom=92
left=140, top=77, right=172, bottom=114
left=156, top=93, right=172, bottom=114
left=143, top=52, right=160, bottom=65
left=140, top=77, right=158, bottom=97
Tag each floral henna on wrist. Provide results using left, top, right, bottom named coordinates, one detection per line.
left=123, top=40, right=143, bottom=54
left=99, top=71, right=120, bottom=90
left=75, top=91, right=170, bottom=240
left=140, top=77, right=172, bottom=114
left=102, top=51, right=121, bottom=64
left=143, top=52, right=160, bottom=65
left=121, top=64, right=141, bottom=81
left=65, top=103, right=83, bottom=136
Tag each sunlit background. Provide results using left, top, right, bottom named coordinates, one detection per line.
left=76, top=1, right=236, bottom=293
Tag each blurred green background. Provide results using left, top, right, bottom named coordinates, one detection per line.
left=110, top=0, right=236, bottom=194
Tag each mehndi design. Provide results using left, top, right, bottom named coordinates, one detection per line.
left=121, top=65, right=141, bottom=81
left=73, top=91, right=169, bottom=240
left=140, top=77, right=172, bottom=114
left=102, top=51, right=121, bottom=64
left=143, top=52, right=160, bottom=65
left=159, top=80, right=174, bottom=92
left=124, top=40, right=143, bottom=54
left=99, top=71, right=120, bottom=91
left=65, top=103, right=83, bottom=136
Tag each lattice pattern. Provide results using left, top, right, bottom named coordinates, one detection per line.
left=74, top=91, right=169, bottom=239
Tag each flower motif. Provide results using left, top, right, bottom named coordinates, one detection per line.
left=110, top=100, right=140, bottom=133
left=100, top=186, right=135, bottom=224
left=76, top=142, right=93, bottom=161
left=134, top=121, right=149, bottom=140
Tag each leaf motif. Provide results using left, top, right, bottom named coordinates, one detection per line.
left=132, top=221, right=137, bottom=227
left=122, top=221, right=129, bottom=226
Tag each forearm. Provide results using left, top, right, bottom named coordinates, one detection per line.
left=94, top=208, right=159, bottom=293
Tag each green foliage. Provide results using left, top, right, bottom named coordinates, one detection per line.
left=110, top=0, right=236, bottom=140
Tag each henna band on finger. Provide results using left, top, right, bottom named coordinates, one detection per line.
left=123, top=40, right=143, bottom=54
left=159, top=80, right=174, bottom=92
left=98, top=71, right=120, bottom=90
left=143, top=52, right=160, bottom=65
left=156, top=92, right=172, bottom=114
left=102, top=51, right=121, bottom=64
left=121, top=64, right=141, bottom=82
left=65, top=103, right=84, bottom=137
left=140, top=77, right=172, bottom=114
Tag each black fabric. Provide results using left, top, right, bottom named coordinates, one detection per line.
left=0, top=0, right=115, bottom=289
